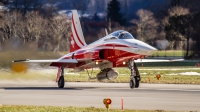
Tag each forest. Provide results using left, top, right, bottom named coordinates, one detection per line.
left=0, top=0, right=200, bottom=59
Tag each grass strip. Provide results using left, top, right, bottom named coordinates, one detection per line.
left=0, top=105, right=166, bottom=112
left=150, top=50, right=184, bottom=57
left=0, top=67, right=200, bottom=84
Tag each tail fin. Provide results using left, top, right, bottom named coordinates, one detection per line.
left=70, top=10, right=87, bottom=52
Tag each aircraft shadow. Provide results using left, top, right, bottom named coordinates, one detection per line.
left=3, top=87, right=97, bottom=90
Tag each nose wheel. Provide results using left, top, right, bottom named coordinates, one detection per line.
left=134, top=76, right=140, bottom=88
left=128, top=59, right=140, bottom=89
left=130, top=79, right=135, bottom=88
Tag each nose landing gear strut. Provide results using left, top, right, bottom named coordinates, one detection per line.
left=128, top=59, right=140, bottom=89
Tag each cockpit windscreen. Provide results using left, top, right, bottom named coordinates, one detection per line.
left=118, top=33, right=134, bottom=39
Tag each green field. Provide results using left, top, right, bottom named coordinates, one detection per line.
left=1, top=67, right=200, bottom=84
left=0, top=105, right=167, bottom=112
left=150, top=50, right=184, bottom=57
left=66, top=67, right=200, bottom=84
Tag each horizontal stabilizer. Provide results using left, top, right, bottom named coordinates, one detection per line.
left=12, top=59, right=78, bottom=63
left=135, top=59, right=184, bottom=63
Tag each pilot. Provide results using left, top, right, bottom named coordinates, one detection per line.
left=119, top=34, right=126, bottom=39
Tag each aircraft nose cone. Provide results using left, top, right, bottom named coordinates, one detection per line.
left=146, top=45, right=157, bottom=55
left=125, top=39, right=157, bottom=56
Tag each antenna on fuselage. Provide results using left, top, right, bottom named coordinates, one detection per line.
left=105, top=28, right=108, bottom=36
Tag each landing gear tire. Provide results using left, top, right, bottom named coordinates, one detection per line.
left=130, top=79, right=135, bottom=89
left=134, top=76, right=140, bottom=88
left=128, top=59, right=140, bottom=89
left=58, top=75, right=65, bottom=88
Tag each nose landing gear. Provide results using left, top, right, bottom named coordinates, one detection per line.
left=128, top=59, right=140, bottom=89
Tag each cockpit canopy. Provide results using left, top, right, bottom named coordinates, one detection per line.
left=118, top=32, right=134, bottom=39
left=104, top=30, right=134, bottom=41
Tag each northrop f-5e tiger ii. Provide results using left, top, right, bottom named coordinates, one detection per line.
left=13, top=10, right=160, bottom=89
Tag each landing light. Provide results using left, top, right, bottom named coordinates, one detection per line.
left=95, top=61, right=99, bottom=65
left=123, top=62, right=126, bottom=65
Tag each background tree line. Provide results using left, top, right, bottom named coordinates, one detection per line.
left=0, top=0, right=70, bottom=52
left=106, top=0, right=200, bottom=59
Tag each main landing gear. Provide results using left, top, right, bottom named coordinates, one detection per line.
left=57, top=67, right=65, bottom=88
left=128, top=59, right=140, bottom=89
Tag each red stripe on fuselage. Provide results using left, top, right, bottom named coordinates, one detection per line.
left=72, top=15, right=85, bottom=47
left=99, top=44, right=137, bottom=48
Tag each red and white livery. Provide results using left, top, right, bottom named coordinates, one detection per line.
left=13, top=10, right=159, bottom=89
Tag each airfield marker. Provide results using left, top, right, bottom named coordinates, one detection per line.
left=121, top=97, right=124, bottom=111
left=103, top=98, right=112, bottom=111
left=156, top=74, right=161, bottom=80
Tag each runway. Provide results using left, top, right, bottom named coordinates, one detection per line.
left=0, top=82, right=200, bottom=111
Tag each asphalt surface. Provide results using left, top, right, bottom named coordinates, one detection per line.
left=0, top=82, right=200, bottom=111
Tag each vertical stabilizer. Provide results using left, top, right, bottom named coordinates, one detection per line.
left=70, top=10, right=87, bottom=52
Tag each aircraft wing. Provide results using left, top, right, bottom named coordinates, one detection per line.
left=12, top=59, right=78, bottom=63
left=134, top=59, right=184, bottom=63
